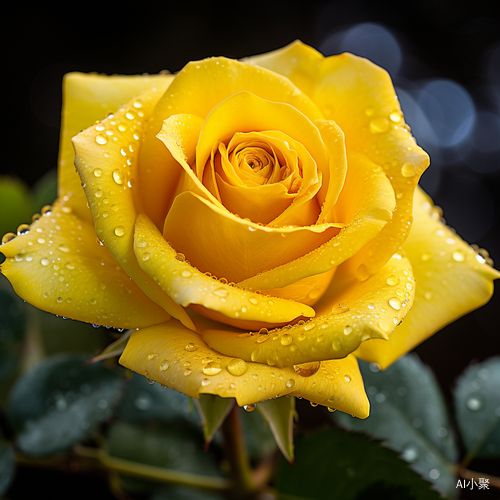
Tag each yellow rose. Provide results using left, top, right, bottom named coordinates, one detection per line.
left=1, top=41, right=498, bottom=418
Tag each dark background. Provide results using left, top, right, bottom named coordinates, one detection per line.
left=3, top=1, right=500, bottom=498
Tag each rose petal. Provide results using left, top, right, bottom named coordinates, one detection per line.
left=248, top=41, right=430, bottom=276
left=0, top=203, right=170, bottom=329
left=72, top=89, right=194, bottom=330
left=202, top=252, right=414, bottom=367
left=355, top=187, right=500, bottom=368
left=133, top=213, right=315, bottom=329
left=238, top=151, right=395, bottom=291
left=119, top=321, right=369, bottom=417
left=163, top=191, right=340, bottom=284
left=59, top=72, right=173, bottom=223
left=138, top=56, right=323, bottom=228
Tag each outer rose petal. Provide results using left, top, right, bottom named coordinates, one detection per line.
left=72, top=88, right=194, bottom=330
left=133, top=213, right=315, bottom=330
left=119, top=321, right=369, bottom=417
left=247, top=41, right=430, bottom=277
left=202, top=252, right=414, bottom=367
left=355, top=187, right=500, bottom=368
left=0, top=203, right=170, bottom=329
left=59, top=73, right=173, bottom=222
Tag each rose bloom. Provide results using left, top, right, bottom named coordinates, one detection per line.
left=1, top=42, right=498, bottom=418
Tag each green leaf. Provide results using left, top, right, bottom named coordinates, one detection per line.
left=0, top=288, right=27, bottom=382
left=276, top=428, right=442, bottom=500
left=257, top=396, right=296, bottom=462
left=0, top=434, right=15, bottom=498
left=333, top=354, right=457, bottom=497
left=32, top=169, right=57, bottom=214
left=0, top=176, right=34, bottom=238
left=86, top=330, right=132, bottom=365
left=194, top=395, right=234, bottom=444
left=8, top=353, right=124, bottom=456
left=117, top=373, right=199, bottom=426
left=454, top=357, right=500, bottom=459
left=105, top=421, right=222, bottom=494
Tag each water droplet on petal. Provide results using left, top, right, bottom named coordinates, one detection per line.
left=41, top=258, right=49, bottom=266
left=452, top=250, right=465, bottom=262
left=370, top=117, right=390, bottom=133
left=293, top=362, right=320, bottom=377
left=281, top=334, right=293, bottom=346
left=114, top=226, right=125, bottom=237
left=159, top=360, right=170, bottom=371
left=112, top=169, right=125, bottom=185
left=401, top=163, right=416, bottom=178
left=185, top=343, right=197, bottom=352
left=201, top=378, right=211, bottom=387
left=202, top=361, right=222, bottom=376
left=249, top=297, right=259, bottom=305
left=244, top=404, right=256, bottom=412
left=387, top=275, right=399, bottom=286
left=332, top=302, right=349, bottom=314
left=95, top=134, right=107, bottom=145
left=93, top=168, right=103, bottom=177
left=389, top=297, right=402, bottom=310
left=356, top=264, right=369, bottom=282
left=344, top=375, right=351, bottom=383
left=285, top=379, right=295, bottom=388
left=227, top=358, right=247, bottom=376
left=213, top=287, right=229, bottom=298
left=343, top=326, right=353, bottom=335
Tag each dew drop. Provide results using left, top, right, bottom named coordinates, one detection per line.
left=95, top=134, right=107, bottom=145
left=389, top=297, right=401, bottom=310
left=452, top=250, right=465, bottom=262
left=402, top=444, right=419, bottom=462
left=201, top=378, right=212, bottom=387
left=332, top=302, right=349, bottom=314
left=185, top=343, right=197, bottom=352
left=93, top=168, right=103, bottom=177
left=387, top=275, right=399, bottom=286
left=227, top=358, right=248, bottom=376
left=368, top=303, right=375, bottom=310
left=244, top=404, right=256, bottom=412
left=184, top=369, right=192, bottom=376
left=58, top=244, right=70, bottom=253
left=2, top=232, right=16, bottom=244
left=285, top=379, right=296, bottom=388
left=213, top=287, right=229, bottom=298
left=114, top=226, right=125, bottom=237
left=181, top=270, right=191, bottom=278
left=343, top=325, right=353, bottom=335
left=293, top=362, right=320, bottom=377
left=389, top=110, right=402, bottom=123
left=41, top=258, right=49, bottom=266
left=249, top=297, right=259, bottom=305
left=203, top=361, right=222, bottom=376
left=280, top=334, right=293, bottom=346
left=159, top=360, right=170, bottom=371
left=401, top=163, right=416, bottom=178
left=369, top=117, right=390, bottom=133
left=344, top=375, right=351, bottom=383
left=146, top=378, right=155, bottom=385
left=112, top=169, right=125, bottom=185
left=17, top=224, right=30, bottom=235
left=466, top=395, right=484, bottom=411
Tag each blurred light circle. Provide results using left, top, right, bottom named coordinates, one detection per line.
left=320, top=23, right=402, bottom=75
left=418, top=80, right=475, bottom=148
left=471, top=112, right=500, bottom=154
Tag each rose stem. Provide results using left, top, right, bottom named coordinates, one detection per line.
left=220, top=404, right=258, bottom=498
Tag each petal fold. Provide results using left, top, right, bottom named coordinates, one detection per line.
left=355, top=187, right=500, bottom=368
left=202, top=252, right=414, bottom=367
left=119, top=321, right=369, bottom=417
left=134, top=213, right=315, bottom=329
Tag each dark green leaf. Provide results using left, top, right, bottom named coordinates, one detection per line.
left=276, top=428, right=442, bottom=500
left=0, top=435, right=16, bottom=497
left=334, top=355, right=457, bottom=497
left=257, top=396, right=296, bottom=462
left=0, top=288, right=27, bottom=382
left=117, top=373, right=199, bottom=426
left=194, top=394, right=234, bottom=443
left=454, top=357, right=500, bottom=458
left=8, top=353, right=124, bottom=456
left=0, top=176, right=34, bottom=238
